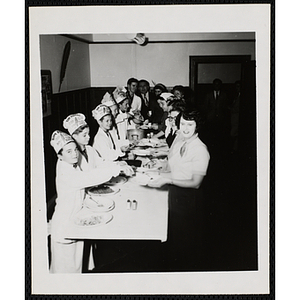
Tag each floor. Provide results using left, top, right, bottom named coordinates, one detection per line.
left=82, top=137, right=258, bottom=273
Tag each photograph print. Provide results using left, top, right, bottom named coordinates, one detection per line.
left=28, top=3, right=272, bottom=296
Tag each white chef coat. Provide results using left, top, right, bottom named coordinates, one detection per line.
left=93, top=127, right=124, bottom=161
left=115, top=112, right=130, bottom=147
left=78, top=145, right=124, bottom=172
left=129, top=94, right=142, bottom=114
left=77, top=145, right=104, bottom=171
left=49, top=160, right=120, bottom=273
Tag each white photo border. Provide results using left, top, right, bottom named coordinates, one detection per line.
left=28, top=3, right=272, bottom=295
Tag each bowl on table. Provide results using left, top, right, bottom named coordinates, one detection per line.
left=127, top=129, right=145, bottom=141
left=84, top=196, right=115, bottom=212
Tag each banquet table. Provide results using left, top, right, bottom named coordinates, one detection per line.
left=64, top=176, right=169, bottom=242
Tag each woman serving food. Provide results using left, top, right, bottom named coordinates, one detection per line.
left=148, top=110, right=210, bottom=268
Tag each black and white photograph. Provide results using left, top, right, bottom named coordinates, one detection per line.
left=28, top=3, right=272, bottom=296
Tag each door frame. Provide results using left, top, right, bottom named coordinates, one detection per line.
left=189, top=55, right=252, bottom=92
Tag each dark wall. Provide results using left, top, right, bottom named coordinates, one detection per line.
left=42, top=87, right=114, bottom=219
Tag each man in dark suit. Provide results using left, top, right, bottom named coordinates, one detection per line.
left=203, top=78, right=230, bottom=154
left=138, top=79, right=164, bottom=124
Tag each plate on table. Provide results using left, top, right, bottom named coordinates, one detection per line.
left=87, top=185, right=120, bottom=198
left=137, top=138, right=167, bottom=148
left=105, top=176, right=127, bottom=186
left=134, top=172, right=162, bottom=186
left=74, top=213, right=113, bottom=227
left=84, top=196, right=115, bottom=212
left=132, top=149, right=151, bottom=156
left=138, top=158, right=166, bottom=172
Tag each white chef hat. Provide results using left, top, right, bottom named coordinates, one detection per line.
left=101, top=92, right=116, bottom=107
left=92, top=104, right=111, bottom=121
left=50, top=130, right=74, bottom=153
left=160, top=92, right=174, bottom=101
left=112, top=86, right=128, bottom=104
left=63, top=113, right=87, bottom=135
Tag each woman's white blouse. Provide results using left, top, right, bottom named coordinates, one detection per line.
left=93, top=127, right=124, bottom=161
left=51, top=160, right=120, bottom=242
left=168, top=133, right=210, bottom=180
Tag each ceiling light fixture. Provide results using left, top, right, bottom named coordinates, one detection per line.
left=132, top=33, right=148, bottom=46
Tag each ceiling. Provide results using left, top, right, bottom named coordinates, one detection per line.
left=66, top=32, right=255, bottom=44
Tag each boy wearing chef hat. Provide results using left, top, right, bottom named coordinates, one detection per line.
left=92, top=104, right=126, bottom=161
left=113, top=87, right=131, bottom=145
left=49, top=130, right=130, bottom=273
left=101, top=92, right=119, bottom=119
left=62, top=113, right=105, bottom=171
left=151, top=93, right=175, bottom=138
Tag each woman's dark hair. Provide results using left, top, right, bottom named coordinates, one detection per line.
left=178, top=109, right=204, bottom=134
left=72, top=124, right=89, bottom=136
left=172, top=85, right=185, bottom=95
left=154, top=83, right=167, bottom=93
left=168, top=99, right=186, bottom=112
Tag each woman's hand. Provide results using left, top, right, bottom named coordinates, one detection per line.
left=148, top=176, right=171, bottom=188
left=151, top=123, right=159, bottom=130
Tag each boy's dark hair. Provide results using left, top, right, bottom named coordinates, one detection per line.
left=127, top=77, right=139, bottom=86
left=138, top=79, right=150, bottom=87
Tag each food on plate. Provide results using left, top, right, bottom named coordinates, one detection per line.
left=88, top=185, right=117, bottom=196
left=105, top=176, right=127, bottom=185
left=132, top=149, right=151, bottom=156
left=143, top=159, right=161, bottom=169
left=137, top=138, right=166, bottom=148
left=84, top=197, right=115, bottom=211
left=74, top=213, right=113, bottom=226
left=150, top=149, right=169, bottom=157
left=89, top=185, right=114, bottom=194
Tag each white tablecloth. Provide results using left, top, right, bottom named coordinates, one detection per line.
left=64, top=177, right=169, bottom=242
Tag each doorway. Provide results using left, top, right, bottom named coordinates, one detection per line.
left=189, top=55, right=256, bottom=156
left=190, top=55, right=252, bottom=107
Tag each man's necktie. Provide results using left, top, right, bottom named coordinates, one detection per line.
left=144, top=95, right=149, bottom=107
